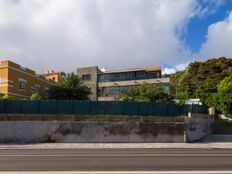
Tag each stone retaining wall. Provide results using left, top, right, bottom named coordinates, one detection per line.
left=0, top=121, right=185, bottom=143
left=0, top=114, right=212, bottom=143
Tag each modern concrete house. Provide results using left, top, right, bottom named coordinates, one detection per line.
left=77, top=66, right=170, bottom=101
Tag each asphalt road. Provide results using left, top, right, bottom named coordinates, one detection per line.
left=0, top=148, right=231, bottom=172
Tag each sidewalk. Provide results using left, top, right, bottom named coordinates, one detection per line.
left=0, top=135, right=231, bottom=149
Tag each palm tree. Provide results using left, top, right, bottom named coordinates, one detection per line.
left=48, top=72, right=91, bottom=100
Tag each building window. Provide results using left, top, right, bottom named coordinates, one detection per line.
left=32, top=84, right=41, bottom=93
left=19, top=78, right=27, bottom=91
left=82, top=74, right=91, bottom=81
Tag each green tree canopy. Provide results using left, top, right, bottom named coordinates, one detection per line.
left=48, top=72, right=91, bottom=100
left=214, top=76, right=232, bottom=118
left=170, top=57, right=232, bottom=98
left=194, top=79, right=218, bottom=106
left=174, top=92, right=189, bottom=105
left=169, top=57, right=232, bottom=109
left=120, top=84, right=170, bottom=102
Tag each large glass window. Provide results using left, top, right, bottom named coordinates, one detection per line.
left=98, top=86, right=131, bottom=97
left=98, top=70, right=160, bottom=82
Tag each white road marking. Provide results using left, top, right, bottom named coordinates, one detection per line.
left=0, top=154, right=231, bottom=157
left=0, top=171, right=232, bottom=174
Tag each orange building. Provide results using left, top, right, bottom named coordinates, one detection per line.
left=41, top=70, right=64, bottom=83
left=0, top=60, right=56, bottom=99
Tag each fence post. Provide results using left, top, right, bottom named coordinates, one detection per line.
left=122, top=102, right=125, bottom=115
left=137, top=102, right=140, bottom=116
left=71, top=100, right=74, bottom=114
left=167, top=103, right=169, bottom=116
left=2, top=100, right=5, bottom=113
left=89, top=101, right=91, bottom=115
left=54, top=100, right=57, bottom=114
left=20, top=100, right=23, bottom=114
left=37, top=100, right=40, bottom=114
left=152, top=103, right=156, bottom=116
left=105, top=102, right=108, bottom=115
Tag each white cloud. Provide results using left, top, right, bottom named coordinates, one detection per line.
left=0, top=0, right=200, bottom=73
left=162, top=62, right=189, bottom=74
left=162, top=68, right=177, bottom=75
left=199, top=11, right=232, bottom=58
left=0, top=0, right=227, bottom=74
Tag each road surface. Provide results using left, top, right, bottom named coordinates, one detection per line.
left=0, top=148, right=231, bottom=173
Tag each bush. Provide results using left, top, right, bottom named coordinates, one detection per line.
left=120, top=84, right=170, bottom=102
left=30, top=93, right=42, bottom=100
left=214, top=76, right=232, bottom=118
left=0, top=93, right=4, bottom=100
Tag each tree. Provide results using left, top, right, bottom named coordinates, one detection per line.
left=174, top=92, right=188, bottom=105
left=30, top=93, right=42, bottom=100
left=171, top=57, right=232, bottom=98
left=194, top=79, right=217, bottom=106
left=120, top=84, right=170, bottom=102
left=0, top=93, right=4, bottom=100
left=169, top=70, right=185, bottom=97
left=48, top=72, right=91, bottom=100
left=214, top=76, right=232, bottom=118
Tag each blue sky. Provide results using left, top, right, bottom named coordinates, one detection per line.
left=0, top=0, right=232, bottom=73
left=186, top=0, right=232, bottom=53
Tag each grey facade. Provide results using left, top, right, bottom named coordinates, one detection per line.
left=76, top=66, right=99, bottom=101
left=77, top=66, right=170, bottom=101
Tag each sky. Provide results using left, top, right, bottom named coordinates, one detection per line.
left=0, top=0, right=232, bottom=74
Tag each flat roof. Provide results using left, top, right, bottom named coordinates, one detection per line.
left=41, top=71, right=63, bottom=76
left=103, top=66, right=161, bottom=74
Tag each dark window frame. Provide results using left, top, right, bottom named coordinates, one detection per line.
left=82, top=74, right=91, bottom=81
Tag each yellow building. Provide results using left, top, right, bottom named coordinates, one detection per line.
left=41, top=70, right=64, bottom=83
left=0, top=60, right=56, bottom=99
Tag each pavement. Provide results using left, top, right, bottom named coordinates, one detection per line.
left=0, top=135, right=232, bottom=149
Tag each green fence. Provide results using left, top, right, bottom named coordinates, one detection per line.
left=0, top=100, right=208, bottom=116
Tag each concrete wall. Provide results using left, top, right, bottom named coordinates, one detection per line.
left=185, top=115, right=212, bottom=142
left=0, top=121, right=185, bottom=143
left=0, top=113, right=212, bottom=143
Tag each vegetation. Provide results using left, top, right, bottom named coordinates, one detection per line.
left=0, top=93, right=4, bottom=100
left=120, top=84, right=170, bottom=102
left=0, top=93, right=13, bottom=100
left=30, top=93, right=42, bottom=100
left=168, top=57, right=232, bottom=117
left=171, top=57, right=232, bottom=98
left=174, top=92, right=188, bottom=105
left=48, top=72, right=91, bottom=100
left=169, top=70, right=185, bottom=97
left=213, top=76, right=232, bottom=118
left=194, top=79, right=217, bottom=106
